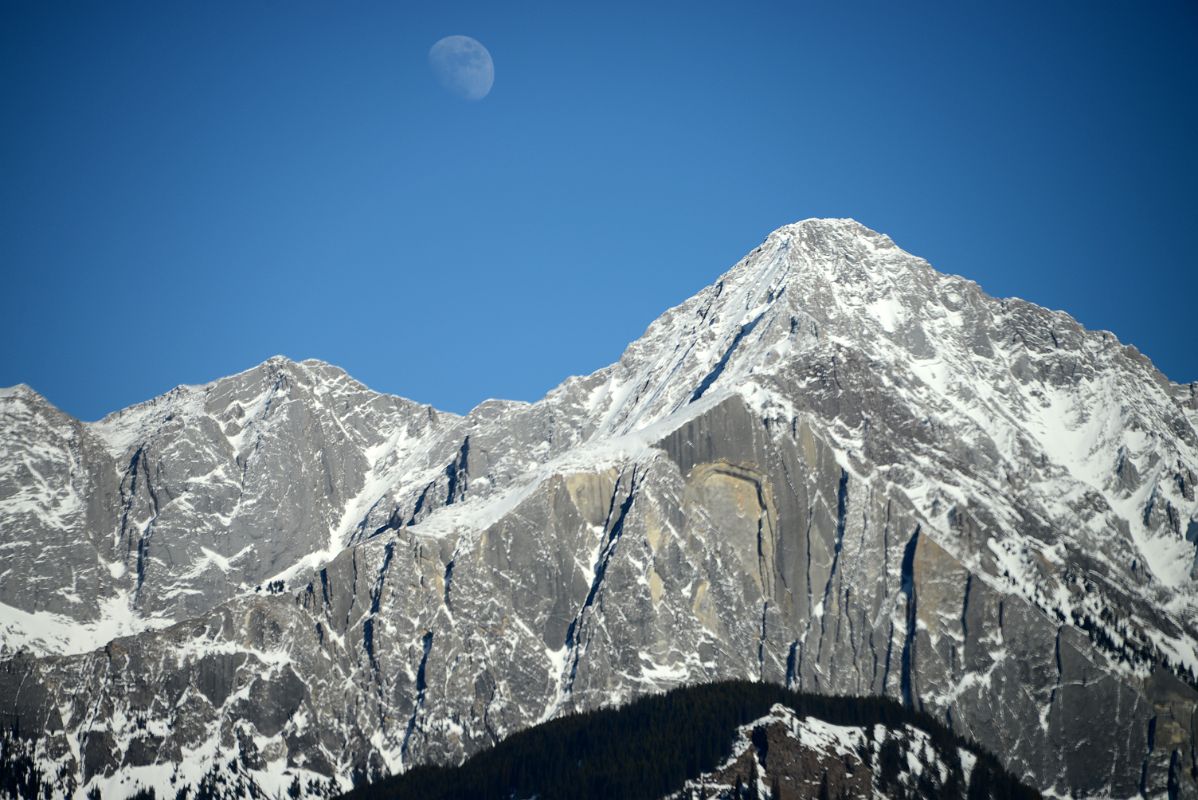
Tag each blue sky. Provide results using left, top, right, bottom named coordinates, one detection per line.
left=2, top=1, right=1195, bottom=420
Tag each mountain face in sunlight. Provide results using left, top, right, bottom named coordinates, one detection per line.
left=3, top=220, right=1197, bottom=799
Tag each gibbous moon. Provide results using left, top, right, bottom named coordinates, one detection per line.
left=428, top=35, right=494, bottom=101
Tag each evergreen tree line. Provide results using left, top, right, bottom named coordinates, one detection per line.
left=0, top=728, right=45, bottom=800
left=339, top=680, right=1041, bottom=800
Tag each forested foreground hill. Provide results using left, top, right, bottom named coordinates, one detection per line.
left=341, top=681, right=1041, bottom=800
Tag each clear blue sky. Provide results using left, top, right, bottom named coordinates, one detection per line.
left=2, top=1, right=1195, bottom=421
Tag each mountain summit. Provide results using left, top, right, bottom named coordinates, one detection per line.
left=2, top=219, right=1196, bottom=799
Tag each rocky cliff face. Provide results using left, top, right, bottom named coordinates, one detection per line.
left=0, top=359, right=446, bottom=652
left=2, top=219, right=1196, bottom=799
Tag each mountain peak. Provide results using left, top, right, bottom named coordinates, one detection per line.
left=765, top=216, right=898, bottom=252
left=0, top=383, right=66, bottom=418
left=716, top=218, right=928, bottom=311
left=3, top=220, right=1197, bottom=800
left=771, top=215, right=875, bottom=236
left=0, top=383, right=41, bottom=401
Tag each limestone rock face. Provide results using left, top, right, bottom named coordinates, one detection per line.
left=3, top=219, right=1197, bottom=799
left=0, top=358, right=449, bottom=650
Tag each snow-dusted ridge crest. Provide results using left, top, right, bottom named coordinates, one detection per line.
left=671, top=702, right=984, bottom=800
left=2, top=218, right=1197, bottom=799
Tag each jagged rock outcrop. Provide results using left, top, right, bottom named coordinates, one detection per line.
left=670, top=703, right=981, bottom=800
left=2, top=219, right=1197, bottom=799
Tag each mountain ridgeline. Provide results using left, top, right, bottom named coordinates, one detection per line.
left=2, top=219, right=1197, bottom=799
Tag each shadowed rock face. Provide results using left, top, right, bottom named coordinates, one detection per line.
left=669, top=703, right=973, bottom=800
left=2, top=219, right=1197, bottom=799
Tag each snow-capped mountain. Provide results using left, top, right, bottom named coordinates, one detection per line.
left=1, top=219, right=1195, bottom=798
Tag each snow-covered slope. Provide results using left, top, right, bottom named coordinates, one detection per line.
left=1, top=219, right=1196, bottom=799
